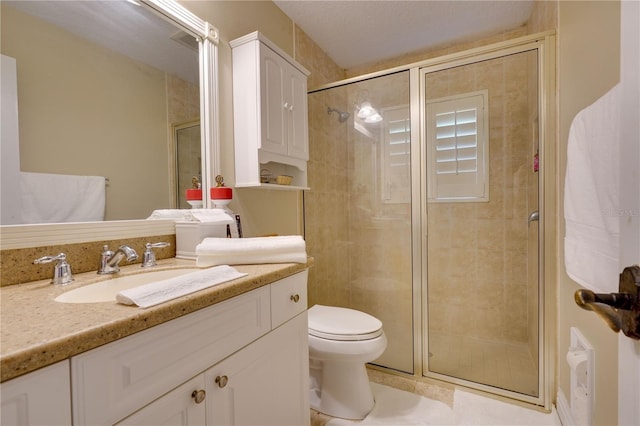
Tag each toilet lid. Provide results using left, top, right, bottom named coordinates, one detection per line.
left=308, top=305, right=383, bottom=341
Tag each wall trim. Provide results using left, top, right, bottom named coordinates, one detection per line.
left=557, top=389, right=575, bottom=425
left=0, top=220, right=175, bottom=250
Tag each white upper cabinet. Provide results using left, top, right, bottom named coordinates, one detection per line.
left=231, top=32, right=310, bottom=190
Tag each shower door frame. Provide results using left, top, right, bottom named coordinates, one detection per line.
left=410, top=33, right=557, bottom=409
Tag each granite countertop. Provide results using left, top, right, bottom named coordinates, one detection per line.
left=1, top=258, right=313, bottom=383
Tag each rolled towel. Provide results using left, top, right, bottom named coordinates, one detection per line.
left=196, top=236, right=307, bottom=267
left=116, top=265, right=247, bottom=308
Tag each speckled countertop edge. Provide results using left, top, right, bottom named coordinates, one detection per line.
left=1, top=258, right=313, bottom=382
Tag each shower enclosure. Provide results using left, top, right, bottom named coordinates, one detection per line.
left=305, top=35, right=553, bottom=407
left=173, top=120, right=201, bottom=209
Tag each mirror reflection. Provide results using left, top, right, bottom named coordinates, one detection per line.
left=0, top=1, right=200, bottom=224
left=174, top=120, right=202, bottom=209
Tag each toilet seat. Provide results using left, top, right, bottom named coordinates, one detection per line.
left=308, top=305, right=383, bottom=341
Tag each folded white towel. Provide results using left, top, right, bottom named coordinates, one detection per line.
left=116, top=265, right=247, bottom=308
left=196, top=236, right=307, bottom=267
left=147, top=208, right=235, bottom=224
left=146, top=209, right=188, bottom=220
left=564, top=84, right=621, bottom=293
left=183, top=209, right=235, bottom=224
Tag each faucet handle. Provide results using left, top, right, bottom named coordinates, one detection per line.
left=34, top=253, right=74, bottom=285
left=141, top=242, right=170, bottom=268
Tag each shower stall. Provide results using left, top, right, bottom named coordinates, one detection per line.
left=304, top=34, right=554, bottom=407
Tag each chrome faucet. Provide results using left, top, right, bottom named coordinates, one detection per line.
left=98, top=245, right=138, bottom=274
left=141, top=242, right=170, bottom=268
left=34, top=253, right=74, bottom=285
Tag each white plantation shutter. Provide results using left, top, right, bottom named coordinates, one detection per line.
left=381, top=106, right=410, bottom=204
left=427, top=90, right=488, bottom=201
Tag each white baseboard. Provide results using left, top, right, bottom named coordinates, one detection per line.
left=557, top=389, right=574, bottom=425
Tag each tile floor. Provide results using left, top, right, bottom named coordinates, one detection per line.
left=311, top=369, right=561, bottom=426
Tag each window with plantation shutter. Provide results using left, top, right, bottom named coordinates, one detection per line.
left=381, top=105, right=410, bottom=204
left=426, top=90, right=489, bottom=202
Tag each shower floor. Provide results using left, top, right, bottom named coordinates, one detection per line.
left=428, top=331, right=538, bottom=396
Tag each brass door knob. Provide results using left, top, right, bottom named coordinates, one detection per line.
left=215, top=375, right=229, bottom=388
left=191, top=389, right=206, bottom=404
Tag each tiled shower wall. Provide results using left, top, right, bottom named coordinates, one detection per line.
left=294, top=28, right=349, bottom=310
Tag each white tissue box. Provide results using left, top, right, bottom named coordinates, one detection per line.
left=175, top=221, right=228, bottom=259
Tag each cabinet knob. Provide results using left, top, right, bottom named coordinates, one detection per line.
left=283, top=102, right=290, bottom=109
left=215, top=375, right=229, bottom=388
left=191, top=389, right=206, bottom=404
left=290, top=294, right=300, bottom=303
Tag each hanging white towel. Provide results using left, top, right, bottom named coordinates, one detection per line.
left=564, top=84, right=621, bottom=293
left=196, top=235, right=307, bottom=267
left=20, top=172, right=106, bottom=223
left=116, top=265, right=247, bottom=308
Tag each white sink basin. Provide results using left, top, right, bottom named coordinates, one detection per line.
left=54, top=268, right=200, bottom=303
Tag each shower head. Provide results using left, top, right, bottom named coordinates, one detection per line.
left=327, top=107, right=350, bottom=123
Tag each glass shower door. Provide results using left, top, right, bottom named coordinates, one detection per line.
left=174, top=121, right=201, bottom=209
left=305, top=71, right=414, bottom=374
left=423, top=49, right=540, bottom=397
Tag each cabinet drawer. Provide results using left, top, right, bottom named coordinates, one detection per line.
left=72, top=286, right=270, bottom=426
left=271, top=270, right=308, bottom=328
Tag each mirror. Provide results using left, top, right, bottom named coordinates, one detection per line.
left=0, top=0, right=219, bottom=225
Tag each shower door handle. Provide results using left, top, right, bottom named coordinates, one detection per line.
left=528, top=210, right=539, bottom=225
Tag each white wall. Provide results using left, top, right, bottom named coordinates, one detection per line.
left=557, top=2, right=621, bottom=424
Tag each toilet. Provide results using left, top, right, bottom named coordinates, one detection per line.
left=308, top=304, right=387, bottom=420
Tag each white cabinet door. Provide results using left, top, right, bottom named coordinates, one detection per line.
left=286, top=64, right=309, bottom=161
left=205, top=312, right=310, bottom=426
left=260, top=44, right=308, bottom=160
left=0, top=361, right=71, bottom=426
left=261, top=46, right=287, bottom=156
left=117, top=375, right=206, bottom=426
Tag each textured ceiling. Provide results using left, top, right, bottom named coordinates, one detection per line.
left=274, top=0, right=534, bottom=69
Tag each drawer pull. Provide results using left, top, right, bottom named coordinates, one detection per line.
left=191, top=389, right=206, bottom=404
left=290, top=294, right=300, bottom=303
left=215, top=375, right=229, bottom=388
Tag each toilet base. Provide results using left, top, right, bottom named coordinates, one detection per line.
left=310, top=360, right=374, bottom=420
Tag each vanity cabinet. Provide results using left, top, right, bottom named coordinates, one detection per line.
left=205, top=313, right=309, bottom=426
left=73, top=270, right=309, bottom=426
left=231, top=31, right=310, bottom=190
left=0, top=361, right=72, bottom=426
